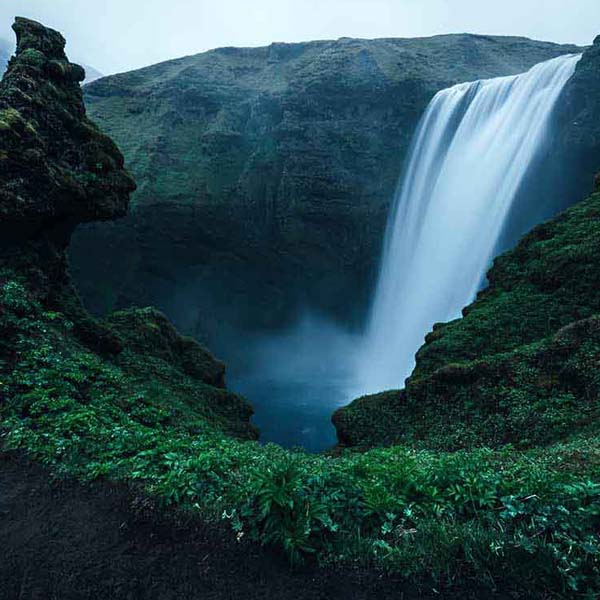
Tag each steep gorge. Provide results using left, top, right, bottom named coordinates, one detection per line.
left=1, top=19, right=600, bottom=597
left=69, top=35, right=584, bottom=352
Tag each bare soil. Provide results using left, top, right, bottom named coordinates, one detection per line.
left=0, top=452, right=507, bottom=600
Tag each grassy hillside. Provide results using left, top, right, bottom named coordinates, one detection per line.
left=334, top=185, right=600, bottom=451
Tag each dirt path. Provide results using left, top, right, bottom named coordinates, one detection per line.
left=0, top=453, right=506, bottom=600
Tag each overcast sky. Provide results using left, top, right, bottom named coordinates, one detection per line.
left=0, top=0, right=598, bottom=75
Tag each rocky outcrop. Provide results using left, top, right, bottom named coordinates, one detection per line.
left=0, top=18, right=135, bottom=247
left=106, top=307, right=226, bottom=387
left=68, top=35, right=583, bottom=351
left=0, top=18, right=256, bottom=440
left=334, top=186, right=600, bottom=449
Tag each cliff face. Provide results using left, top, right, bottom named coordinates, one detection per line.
left=68, top=35, right=582, bottom=347
left=0, top=18, right=256, bottom=442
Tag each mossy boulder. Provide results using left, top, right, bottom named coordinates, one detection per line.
left=106, top=307, right=226, bottom=387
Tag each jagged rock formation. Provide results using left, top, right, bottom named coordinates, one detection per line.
left=0, top=18, right=133, bottom=244
left=0, top=17, right=256, bottom=441
left=0, top=36, right=103, bottom=83
left=68, top=35, right=583, bottom=348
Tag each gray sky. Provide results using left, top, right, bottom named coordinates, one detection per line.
left=0, top=0, right=598, bottom=75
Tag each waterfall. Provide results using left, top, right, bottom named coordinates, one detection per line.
left=355, top=53, right=581, bottom=396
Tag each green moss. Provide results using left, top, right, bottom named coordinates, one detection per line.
left=0, top=106, right=23, bottom=129
left=19, top=48, right=45, bottom=67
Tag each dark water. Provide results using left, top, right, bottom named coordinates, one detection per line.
left=230, top=376, right=348, bottom=452
left=227, top=314, right=360, bottom=453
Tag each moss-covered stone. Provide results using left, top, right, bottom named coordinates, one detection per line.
left=0, top=17, right=135, bottom=247
left=0, top=18, right=257, bottom=442
left=106, top=307, right=227, bottom=388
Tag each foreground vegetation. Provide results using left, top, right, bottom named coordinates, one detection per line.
left=1, top=276, right=598, bottom=597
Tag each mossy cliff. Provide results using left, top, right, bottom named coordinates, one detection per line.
left=0, top=17, right=257, bottom=443
left=68, top=35, right=582, bottom=347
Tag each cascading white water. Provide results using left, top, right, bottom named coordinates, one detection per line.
left=355, top=53, right=581, bottom=396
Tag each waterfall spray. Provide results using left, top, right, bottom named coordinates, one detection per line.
left=356, top=53, right=581, bottom=396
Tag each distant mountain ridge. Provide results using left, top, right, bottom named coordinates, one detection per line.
left=71, top=34, right=585, bottom=353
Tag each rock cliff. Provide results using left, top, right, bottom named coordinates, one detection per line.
left=68, top=35, right=583, bottom=349
left=0, top=17, right=256, bottom=441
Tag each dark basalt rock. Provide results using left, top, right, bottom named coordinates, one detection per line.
left=0, top=18, right=256, bottom=440
left=0, top=17, right=135, bottom=249
left=560, top=35, right=600, bottom=150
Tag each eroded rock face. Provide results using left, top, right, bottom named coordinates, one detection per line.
left=0, top=18, right=256, bottom=440
left=68, top=35, right=583, bottom=348
left=0, top=18, right=135, bottom=247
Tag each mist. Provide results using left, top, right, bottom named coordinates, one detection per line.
left=0, top=0, right=597, bottom=75
left=227, top=313, right=361, bottom=452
